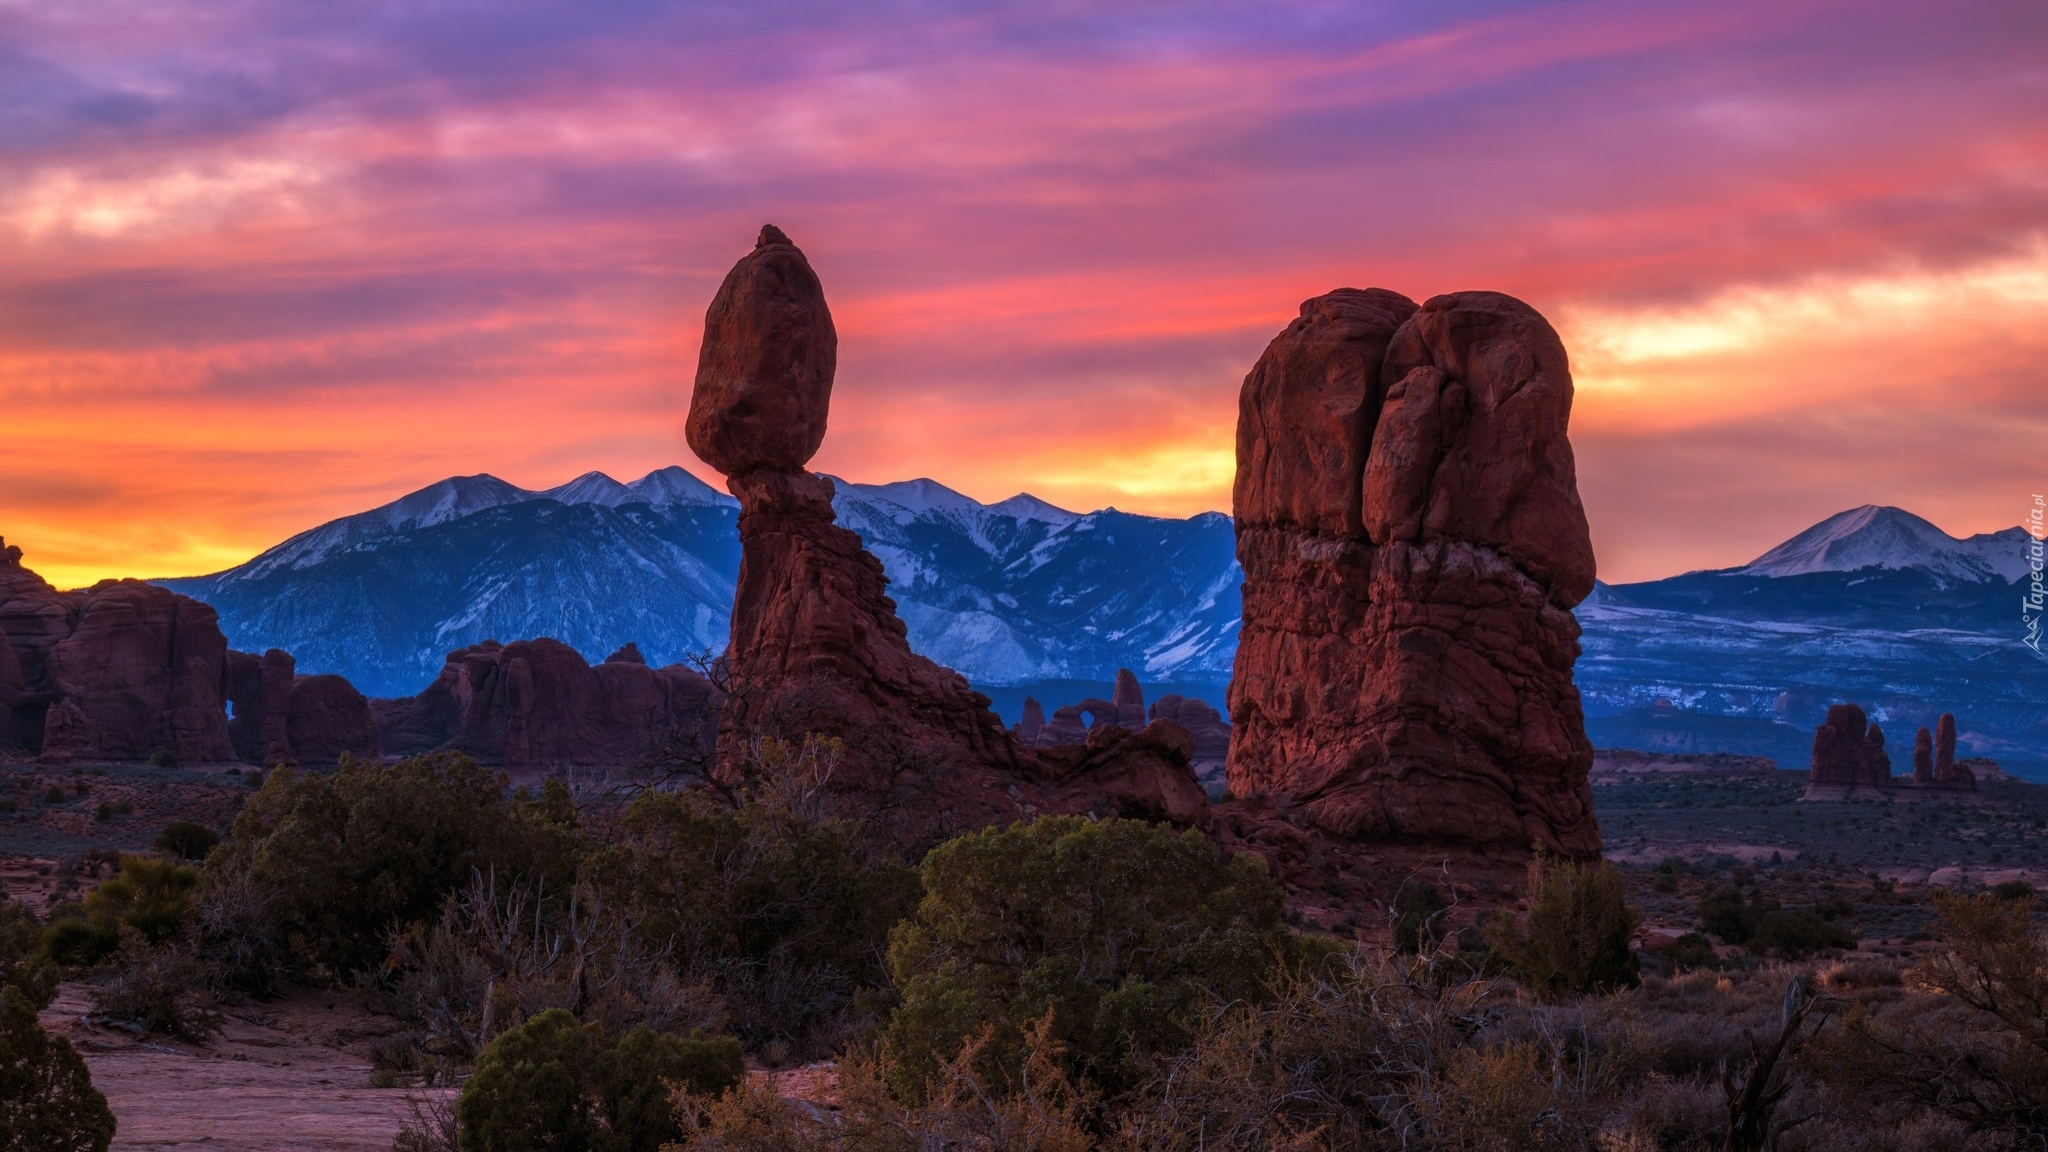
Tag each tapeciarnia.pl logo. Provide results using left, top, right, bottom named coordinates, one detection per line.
left=2025, top=494, right=2045, bottom=654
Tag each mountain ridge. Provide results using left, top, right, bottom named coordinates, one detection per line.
left=154, top=479, right=2043, bottom=770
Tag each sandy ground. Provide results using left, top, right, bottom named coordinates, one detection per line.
left=39, top=983, right=449, bottom=1152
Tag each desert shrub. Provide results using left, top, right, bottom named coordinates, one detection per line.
left=1748, top=909, right=1856, bottom=959
left=1994, top=879, right=2036, bottom=900
left=884, top=815, right=1290, bottom=1098
left=88, top=932, right=221, bottom=1043
left=370, top=869, right=724, bottom=1067
left=589, top=783, right=918, bottom=1057
left=147, top=749, right=177, bottom=769
left=1816, top=892, right=2048, bottom=1142
left=1495, top=855, right=1639, bottom=1000
left=455, top=1008, right=741, bottom=1152
left=153, top=822, right=219, bottom=862
left=201, top=754, right=582, bottom=980
left=1663, top=931, right=1721, bottom=974
left=0, top=903, right=58, bottom=1011
left=1699, top=883, right=1764, bottom=944
left=1391, top=876, right=1449, bottom=954
left=1418, top=1039, right=1618, bottom=1152
left=40, top=855, right=198, bottom=968
left=674, top=1014, right=1093, bottom=1152
left=42, top=786, right=64, bottom=804
left=0, top=985, right=117, bottom=1152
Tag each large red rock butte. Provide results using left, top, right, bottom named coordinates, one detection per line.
left=372, top=638, right=718, bottom=771
left=0, top=538, right=235, bottom=764
left=1226, top=289, right=1601, bottom=856
left=685, top=227, right=1206, bottom=842
left=225, top=648, right=381, bottom=766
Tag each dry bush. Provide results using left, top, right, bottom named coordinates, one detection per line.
left=1812, top=893, right=2048, bottom=1145
left=668, top=1014, right=1093, bottom=1152
left=366, top=868, right=724, bottom=1072
left=88, top=928, right=222, bottom=1043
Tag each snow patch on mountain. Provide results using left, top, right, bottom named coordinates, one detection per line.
left=1737, top=505, right=2028, bottom=584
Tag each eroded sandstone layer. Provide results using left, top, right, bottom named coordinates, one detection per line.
left=686, top=228, right=1205, bottom=838
left=1226, top=290, right=1601, bottom=855
left=0, top=538, right=235, bottom=763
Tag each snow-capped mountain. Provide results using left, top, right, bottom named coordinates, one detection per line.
left=161, top=469, right=1238, bottom=698
left=159, top=481, right=2043, bottom=771
left=1734, top=504, right=2029, bottom=585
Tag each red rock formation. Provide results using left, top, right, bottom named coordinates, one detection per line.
left=1226, top=290, right=1599, bottom=855
left=373, top=638, right=716, bottom=770
left=685, top=228, right=1206, bottom=840
left=1149, top=694, right=1231, bottom=765
left=1112, top=669, right=1146, bottom=728
left=1017, top=696, right=1046, bottom=745
left=1912, top=726, right=1934, bottom=785
left=1809, top=704, right=1892, bottom=790
left=288, top=675, right=380, bottom=762
left=0, top=539, right=234, bottom=764
left=226, top=649, right=296, bottom=765
left=1934, top=713, right=1959, bottom=781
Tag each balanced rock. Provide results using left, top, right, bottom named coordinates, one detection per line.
left=0, top=540, right=234, bottom=763
left=685, top=229, right=1206, bottom=840
left=685, top=225, right=837, bottom=476
left=1226, top=290, right=1599, bottom=855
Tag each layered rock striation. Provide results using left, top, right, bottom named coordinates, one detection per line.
left=685, top=228, right=1206, bottom=839
left=1226, top=290, right=1601, bottom=855
left=0, top=538, right=235, bottom=763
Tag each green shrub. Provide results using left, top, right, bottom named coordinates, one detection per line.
left=147, top=749, right=177, bottom=769
left=153, top=822, right=219, bottom=862
left=1747, top=909, right=1855, bottom=959
left=883, top=815, right=1290, bottom=1097
left=202, top=753, right=582, bottom=979
left=1391, top=877, right=1449, bottom=954
left=456, top=1008, right=741, bottom=1152
left=1662, top=932, right=1720, bottom=973
left=0, top=985, right=116, bottom=1152
left=41, top=855, right=198, bottom=968
left=0, top=905, right=58, bottom=1012
left=590, top=787, right=918, bottom=1055
left=1696, top=883, right=1772, bottom=944
left=1498, top=855, right=1639, bottom=1000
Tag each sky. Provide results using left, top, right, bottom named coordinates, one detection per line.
left=2, top=0, right=2044, bottom=589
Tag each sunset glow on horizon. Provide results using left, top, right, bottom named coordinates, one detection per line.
left=4, top=0, right=2044, bottom=589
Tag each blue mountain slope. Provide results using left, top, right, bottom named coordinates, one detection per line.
left=159, top=482, right=2042, bottom=771
left=160, top=470, right=1240, bottom=698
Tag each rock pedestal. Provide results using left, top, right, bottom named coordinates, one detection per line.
left=685, top=229, right=1206, bottom=841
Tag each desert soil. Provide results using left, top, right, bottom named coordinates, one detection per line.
left=38, top=983, right=445, bottom=1151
